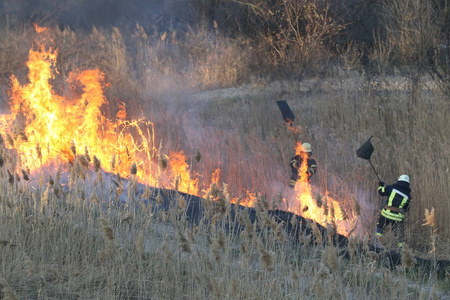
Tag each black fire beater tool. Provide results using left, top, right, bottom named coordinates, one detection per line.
left=356, top=136, right=381, bottom=181
left=276, top=100, right=295, bottom=128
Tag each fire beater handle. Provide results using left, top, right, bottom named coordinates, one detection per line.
left=368, top=159, right=381, bottom=182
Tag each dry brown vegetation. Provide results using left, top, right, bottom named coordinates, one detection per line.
left=0, top=0, right=450, bottom=298
left=0, top=166, right=448, bottom=299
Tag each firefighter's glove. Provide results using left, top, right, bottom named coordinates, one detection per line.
left=378, top=181, right=384, bottom=187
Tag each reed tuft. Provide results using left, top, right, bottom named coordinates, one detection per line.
left=156, top=191, right=163, bottom=205
left=323, top=197, right=329, bottom=216
left=48, top=175, right=54, bottom=186
left=325, top=246, right=339, bottom=270
left=84, top=146, right=91, bottom=162
left=141, top=186, right=151, bottom=200
left=158, top=154, right=168, bottom=170
left=423, top=207, right=435, bottom=228
left=98, top=217, right=115, bottom=241
left=290, top=214, right=297, bottom=228
left=339, top=203, right=349, bottom=220
left=315, top=192, right=323, bottom=208
left=93, top=155, right=101, bottom=172
left=177, top=230, right=191, bottom=253
left=348, top=235, right=357, bottom=262
left=110, top=154, right=116, bottom=171
left=275, top=222, right=285, bottom=243
left=177, top=193, right=185, bottom=209
left=7, top=170, right=14, bottom=185
left=352, top=197, right=361, bottom=216
left=78, top=155, right=89, bottom=168
left=257, top=239, right=274, bottom=271
left=21, top=169, right=29, bottom=181
left=130, top=162, right=137, bottom=175
left=326, top=223, right=336, bottom=245
left=401, top=243, right=416, bottom=269
left=6, top=133, right=14, bottom=148
left=36, top=143, right=42, bottom=161
left=70, top=140, right=76, bottom=156
left=311, top=221, right=322, bottom=245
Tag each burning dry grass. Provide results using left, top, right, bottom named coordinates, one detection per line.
left=0, top=22, right=449, bottom=298
left=0, top=25, right=448, bottom=247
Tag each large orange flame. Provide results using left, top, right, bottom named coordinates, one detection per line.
left=0, top=27, right=356, bottom=236
left=0, top=26, right=198, bottom=195
left=287, top=141, right=355, bottom=236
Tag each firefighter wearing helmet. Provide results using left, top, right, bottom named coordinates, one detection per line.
left=376, top=174, right=412, bottom=248
left=289, top=142, right=317, bottom=188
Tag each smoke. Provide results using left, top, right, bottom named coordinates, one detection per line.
left=0, top=0, right=196, bottom=32
left=0, top=0, right=292, bottom=203
left=354, top=185, right=380, bottom=237
left=0, top=0, right=206, bottom=149
left=0, top=0, right=210, bottom=160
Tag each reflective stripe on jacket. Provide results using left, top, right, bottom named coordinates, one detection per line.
left=378, top=181, right=411, bottom=222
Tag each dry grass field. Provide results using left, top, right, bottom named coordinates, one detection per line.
left=0, top=160, right=449, bottom=299
left=0, top=0, right=449, bottom=298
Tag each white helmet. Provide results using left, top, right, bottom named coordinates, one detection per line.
left=302, top=142, right=312, bottom=153
left=398, top=174, right=410, bottom=183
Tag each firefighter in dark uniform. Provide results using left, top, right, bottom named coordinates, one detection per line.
left=376, top=174, right=412, bottom=248
left=289, top=142, right=317, bottom=188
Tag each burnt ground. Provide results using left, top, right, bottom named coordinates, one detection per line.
left=51, top=169, right=450, bottom=277
left=129, top=182, right=450, bottom=278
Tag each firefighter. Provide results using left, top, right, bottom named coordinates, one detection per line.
left=289, top=142, right=317, bottom=188
left=376, top=174, right=412, bottom=248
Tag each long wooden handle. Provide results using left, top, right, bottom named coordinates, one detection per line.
left=368, top=159, right=381, bottom=181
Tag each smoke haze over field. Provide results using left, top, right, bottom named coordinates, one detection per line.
left=0, top=0, right=197, bottom=32
left=0, top=0, right=382, bottom=44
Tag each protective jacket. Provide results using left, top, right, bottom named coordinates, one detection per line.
left=289, top=153, right=317, bottom=186
left=378, top=180, right=411, bottom=221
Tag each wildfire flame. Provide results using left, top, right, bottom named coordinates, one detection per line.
left=288, top=141, right=355, bottom=235
left=0, top=25, right=199, bottom=194
left=0, top=26, right=356, bottom=236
